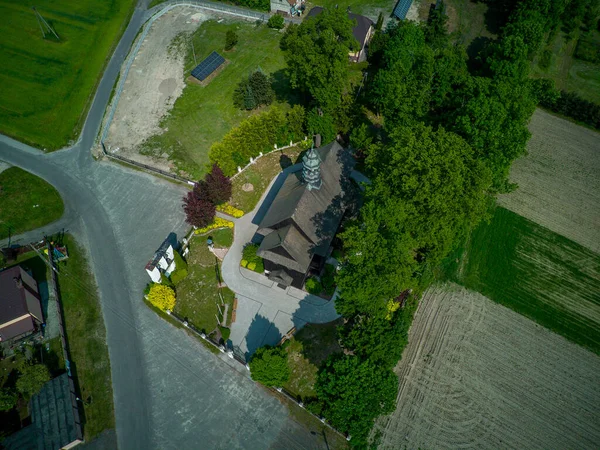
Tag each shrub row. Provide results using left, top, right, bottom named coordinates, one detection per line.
left=209, top=106, right=306, bottom=176
left=194, top=217, right=234, bottom=234
left=216, top=203, right=244, bottom=218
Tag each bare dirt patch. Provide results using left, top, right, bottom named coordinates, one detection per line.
left=374, top=283, right=600, bottom=449
left=498, top=108, right=600, bottom=254
left=103, top=7, right=209, bottom=171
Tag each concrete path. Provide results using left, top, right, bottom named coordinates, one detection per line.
left=220, top=166, right=340, bottom=359
left=0, top=1, right=330, bottom=449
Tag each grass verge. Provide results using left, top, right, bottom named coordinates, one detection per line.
left=446, top=205, right=600, bottom=355
left=57, top=234, right=114, bottom=440
left=0, top=0, right=137, bottom=150
left=142, top=20, right=288, bottom=178
left=283, top=320, right=342, bottom=401
left=231, top=146, right=303, bottom=212
left=0, top=167, right=64, bottom=240
left=175, top=228, right=235, bottom=335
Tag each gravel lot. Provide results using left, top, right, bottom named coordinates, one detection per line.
left=374, top=283, right=600, bottom=450
left=498, top=108, right=600, bottom=254
left=104, top=7, right=208, bottom=171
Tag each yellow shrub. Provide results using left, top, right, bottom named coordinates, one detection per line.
left=216, top=203, right=244, bottom=218
left=385, top=299, right=401, bottom=320
left=148, top=284, right=176, bottom=311
left=247, top=262, right=256, bottom=271
left=241, top=259, right=248, bottom=267
left=194, top=217, right=234, bottom=234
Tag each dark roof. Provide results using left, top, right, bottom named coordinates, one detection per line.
left=30, top=373, right=83, bottom=449
left=0, top=266, right=43, bottom=341
left=307, top=7, right=374, bottom=48
left=257, top=141, right=355, bottom=273
left=145, top=237, right=173, bottom=271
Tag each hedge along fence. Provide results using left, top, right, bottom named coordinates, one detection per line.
left=209, top=106, right=308, bottom=176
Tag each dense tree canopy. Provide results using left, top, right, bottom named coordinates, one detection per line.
left=249, top=346, right=290, bottom=387
left=280, top=8, right=357, bottom=112
left=16, top=364, right=50, bottom=398
left=316, top=355, right=398, bottom=444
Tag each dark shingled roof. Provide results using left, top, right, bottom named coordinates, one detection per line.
left=257, top=141, right=355, bottom=274
left=0, top=266, right=43, bottom=341
left=2, top=374, right=82, bottom=450
left=307, top=7, right=374, bottom=49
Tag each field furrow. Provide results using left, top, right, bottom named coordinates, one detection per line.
left=374, top=283, right=600, bottom=450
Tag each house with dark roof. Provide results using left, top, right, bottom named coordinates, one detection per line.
left=145, top=236, right=177, bottom=283
left=2, top=373, right=83, bottom=450
left=255, top=140, right=355, bottom=288
left=306, top=7, right=375, bottom=62
left=0, top=266, right=44, bottom=343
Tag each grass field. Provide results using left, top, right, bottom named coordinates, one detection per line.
left=374, top=283, right=600, bottom=449
left=231, top=146, right=303, bottom=213
left=0, top=167, right=64, bottom=240
left=0, top=0, right=136, bottom=150
left=174, top=228, right=235, bottom=334
left=57, top=234, right=114, bottom=440
left=141, top=20, right=288, bottom=178
left=531, top=30, right=600, bottom=104
left=445, top=206, right=600, bottom=355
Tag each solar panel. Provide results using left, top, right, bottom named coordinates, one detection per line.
left=191, top=51, right=225, bottom=82
left=393, top=0, right=413, bottom=19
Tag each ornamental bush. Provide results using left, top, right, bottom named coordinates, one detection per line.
left=305, top=277, right=323, bottom=295
left=216, top=203, right=244, bottom=218
left=170, top=251, right=188, bottom=285
left=240, top=259, right=248, bottom=267
left=147, top=284, right=176, bottom=311
left=0, top=388, right=17, bottom=411
left=249, top=346, right=290, bottom=386
left=16, top=364, right=50, bottom=399
left=225, top=30, right=238, bottom=51
left=267, top=14, right=285, bottom=30
left=242, top=243, right=260, bottom=263
left=247, top=262, right=256, bottom=271
left=195, top=217, right=234, bottom=234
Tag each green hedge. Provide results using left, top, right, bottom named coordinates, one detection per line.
left=305, top=277, right=322, bottom=295
left=170, top=251, right=189, bottom=285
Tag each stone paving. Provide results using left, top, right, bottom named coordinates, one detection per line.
left=220, top=165, right=340, bottom=359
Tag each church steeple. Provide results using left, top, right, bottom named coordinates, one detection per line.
left=302, top=145, right=322, bottom=191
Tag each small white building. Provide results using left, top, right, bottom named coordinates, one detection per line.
left=145, top=238, right=177, bottom=283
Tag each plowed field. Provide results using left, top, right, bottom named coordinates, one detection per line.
left=374, top=283, right=600, bottom=450
left=498, top=108, right=600, bottom=254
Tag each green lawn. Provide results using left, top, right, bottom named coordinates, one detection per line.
left=175, top=228, right=235, bottom=335
left=531, top=30, right=600, bottom=104
left=141, top=20, right=288, bottom=179
left=448, top=206, right=600, bottom=355
left=0, top=0, right=136, bottom=150
left=0, top=167, right=64, bottom=240
left=283, top=320, right=342, bottom=401
left=231, top=146, right=303, bottom=213
left=56, top=234, right=114, bottom=440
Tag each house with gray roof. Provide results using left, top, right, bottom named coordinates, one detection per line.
left=0, top=266, right=44, bottom=343
left=255, top=140, right=355, bottom=288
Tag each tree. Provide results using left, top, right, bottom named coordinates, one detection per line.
left=233, top=77, right=249, bottom=109
left=183, top=183, right=216, bottom=227
left=147, top=283, right=176, bottom=311
left=249, top=346, right=290, bottom=386
left=248, top=70, right=275, bottom=107
left=370, top=22, right=434, bottom=128
left=280, top=8, right=358, bottom=112
left=16, top=364, right=50, bottom=398
left=306, top=108, right=336, bottom=143
left=204, top=164, right=232, bottom=205
left=0, top=388, right=17, bottom=411
left=424, top=0, right=449, bottom=49
left=315, top=355, right=398, bottom=445
left=267, top=14, right=285, bottom=30
left=367, top=124, right=491, bottom=265
left=285, top=104, right=306, bottom=141
left=225, top=29, right=238, bottom=51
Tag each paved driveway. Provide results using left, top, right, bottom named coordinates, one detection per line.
left=220, top=166, right=340, bottom=359
left=0, top=1, right=331, bottom=448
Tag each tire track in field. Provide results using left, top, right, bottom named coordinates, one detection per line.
left=374, top=283, right=600, bottom=450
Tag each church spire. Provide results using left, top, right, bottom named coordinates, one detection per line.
left=302, top=144, right=322, bottom=191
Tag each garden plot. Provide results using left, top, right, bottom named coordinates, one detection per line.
left=374, top=283, right=600, bottom=450
left=103, top=7, right=209, bottom=172
left=498, top=108, right=600, bottom=254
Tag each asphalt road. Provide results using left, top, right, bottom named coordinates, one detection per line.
left=0, top=2, right=330, bottom=449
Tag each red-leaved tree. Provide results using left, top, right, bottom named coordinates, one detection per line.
left=183, top=184, right=216, bottom=227
left=204, top=164, right=232, bottom=205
